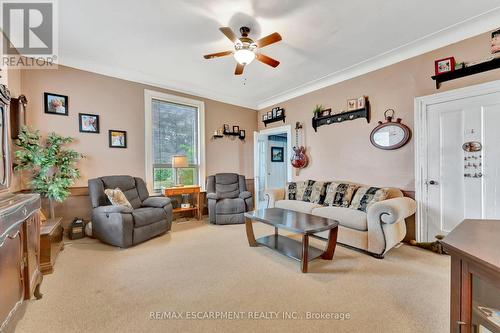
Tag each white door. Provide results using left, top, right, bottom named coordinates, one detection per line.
left=424, top=91, right=500, bottom=240
left=253, top=132, right=268, bottom=209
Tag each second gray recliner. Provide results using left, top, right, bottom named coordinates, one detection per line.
left=206, top=173, right=253, bottom=224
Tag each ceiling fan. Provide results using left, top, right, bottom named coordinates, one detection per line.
left=203, top=26, right=282, bottom=75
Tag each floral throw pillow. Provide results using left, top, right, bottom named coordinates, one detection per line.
left=104, top=188, right=133, bottom=209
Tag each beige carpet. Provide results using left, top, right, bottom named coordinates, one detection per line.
left=14, top=219, right=450, bottom=333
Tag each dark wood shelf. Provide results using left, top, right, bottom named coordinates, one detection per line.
left=212, top=131, right=245, bottom=140
left=263, top=115, right=286, bottom=127
left=256, top=234, right=324, bottom=262
left=432, top=57, right=500, bottom=89
left=312, top=101, right=370, bottom=132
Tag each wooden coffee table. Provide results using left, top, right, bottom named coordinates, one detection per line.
left=244, top=208, right=339, bottom=273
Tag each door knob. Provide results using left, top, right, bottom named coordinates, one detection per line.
left=428, top=180, right=438, bottom=185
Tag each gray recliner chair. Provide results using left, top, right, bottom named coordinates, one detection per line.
left=88, top=175, right=173, bottom=248
left=206, top=173, right=253, bottom=225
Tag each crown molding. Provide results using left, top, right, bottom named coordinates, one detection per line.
left=256, top=7, right=500, bottom=110
left=56, top=56, right=259, bottom=110
left=56, top=7, right=500, bottom=112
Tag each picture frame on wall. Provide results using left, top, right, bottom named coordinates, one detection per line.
left=44, top=92, right=68, bottom=116
left=78, top=113, right=99, bottom=133
left=276, top=108, right=283, bottom=117
left=223, top=124, right=230, bottom=133
left=233, top=125, right=239, bottom=133
left=267, top=111, right=273, bottom=119
left=434, top=57, right=455, bottom=75
left=109, top=130, right=127, bottom=148
left=271, top=146, right=284, bottom=162
left=239, top=130, right=246, bottom=139
left=320, top=109, right=331, bottom=117
left=347, top=99, right=358, bottom=111
left=263, top=114, right=268, bottom=121
left=357, top=96, right=366, bottom=109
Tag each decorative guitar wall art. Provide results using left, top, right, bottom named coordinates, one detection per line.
left=291, top=122, right=308, bottom=175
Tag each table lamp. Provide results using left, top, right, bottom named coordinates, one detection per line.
left=172, top=155, right=188, bottom=187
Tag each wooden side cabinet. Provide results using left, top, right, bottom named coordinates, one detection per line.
left=0, top=193, right=42, bottom=332
left=442, top=220, right=500, bottom=333
left=40, top=217, right=64, bottom=275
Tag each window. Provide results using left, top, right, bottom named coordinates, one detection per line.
left=145, top=90, right=205, bottom=192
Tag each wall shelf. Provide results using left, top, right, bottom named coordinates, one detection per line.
left=263, top=115, right=286, bottom=127
left=431, top=57, right=500, bottom=89
left=212, top=131, right=245, bottom=140
left=312, top=102, right=370, bottom=132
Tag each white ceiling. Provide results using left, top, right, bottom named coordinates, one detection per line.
left=59, top=0, right=500, bottom=109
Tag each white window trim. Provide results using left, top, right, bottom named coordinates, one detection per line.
left=144, top=89, right=206, bottom=193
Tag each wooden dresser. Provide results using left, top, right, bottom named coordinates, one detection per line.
left=0, top=193, right=42, bottom=332
left=441, top=220, right=500, bottom=333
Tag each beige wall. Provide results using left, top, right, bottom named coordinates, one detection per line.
left=258, top=31, right=499, bottom=191
left=15, top=65, right=257, bottom=188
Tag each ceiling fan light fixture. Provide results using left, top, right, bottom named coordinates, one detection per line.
left=234, top=49, right=255, bottom=65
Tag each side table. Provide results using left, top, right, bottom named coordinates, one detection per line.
left=163, top=185, right=202, bottom=220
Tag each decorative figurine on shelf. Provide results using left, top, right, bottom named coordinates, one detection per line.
left=492, top=29, right=500, bottom=54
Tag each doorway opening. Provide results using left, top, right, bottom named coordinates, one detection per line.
left=254, top=125, right=292, bottom=209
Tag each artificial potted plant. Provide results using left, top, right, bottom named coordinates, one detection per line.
left=313, top=104, right=323, bottom=118
left=14, top=126, right=82, bottom=219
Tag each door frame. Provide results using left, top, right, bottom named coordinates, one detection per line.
left=253, top=124, right=292, bottom=206
left=414, top=79, right=500, bottom=242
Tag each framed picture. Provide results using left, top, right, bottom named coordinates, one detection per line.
left=223, top=124, right=230, bottom=133
left=44, top=93, right=68, bottom=116
left=271, top=146, right=284, bottom=162
left=239, top=130, right=246, bottom=138
left=78, top=113, right=99, bottom=133
left=357, top=96, right=366, bottom=109
left=320, top=109, right=331, bottom=117
left=267, top=111, right=273, bottom=119
left=263, top=114, right=268, bottom=121
left=347, top=99, right=358, bottom=111
left=434, top=57, right=455, bottom=75
left=276, top=108, right=283, bottom=117
left=109, top=130, right=127, bottom=148
left=233, top=125, right=239, bottom=133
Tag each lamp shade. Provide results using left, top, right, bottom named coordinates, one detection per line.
left=172, top=155, right=188, bottom=168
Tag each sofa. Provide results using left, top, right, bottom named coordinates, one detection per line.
left=264, top=180, right=416, bottom=258
left=207, top=173, right=253, bottom=225
left=88, top=175, right=173, bottom=248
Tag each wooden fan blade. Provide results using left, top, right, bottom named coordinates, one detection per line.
left=203, top=50, right=233, bottom=59
left=256, top=53, right=280, bottom=68
left=256, top=32, right=282, bottom=48
left=235, top=63, right=245, bottom=75
left=219, top=27, right=238, bottom=43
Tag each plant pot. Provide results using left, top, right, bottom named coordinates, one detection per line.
left=40, top=197, right=57, bottom=219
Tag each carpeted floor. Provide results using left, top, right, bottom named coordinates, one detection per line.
left=14, top=219, right=450, bottom=333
